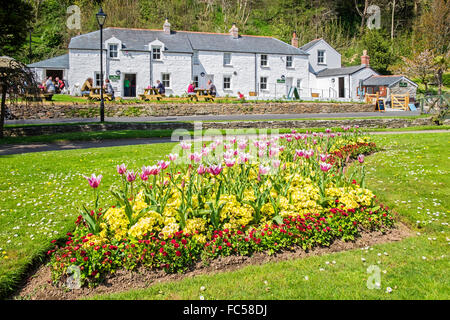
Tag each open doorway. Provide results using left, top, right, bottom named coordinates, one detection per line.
left=45, top=69, right=63, bottom=80
left=338, top=77, right=345, bottom=98
left=123, top=73, right=136, bottom=97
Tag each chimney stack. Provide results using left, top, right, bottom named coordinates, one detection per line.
left=361, top=50, right=370, bottom=66
left=163, top=18, right=171, bottom=34
left=291, top=31, right=299, bottom=48
left=229, top=23, right=239, bottom=39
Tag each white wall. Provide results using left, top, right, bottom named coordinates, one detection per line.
left=349, top=67, right=378, bottom=100
left=305, top=40, right=341, bottom=73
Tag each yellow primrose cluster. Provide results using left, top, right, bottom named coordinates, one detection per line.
left=326, top=187, right=374, bottom=209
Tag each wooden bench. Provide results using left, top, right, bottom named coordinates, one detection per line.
left=86, top=87, right=113, bottom=101
left=25, top=92, right=53, bottom=101
left=139, top=88, right=165, bottom=101
left=189, top=89, right=215, bottom=102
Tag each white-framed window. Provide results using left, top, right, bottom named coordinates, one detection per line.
left=152, top=46, right=161, bottom=60
left=223, top=52, right=231, bottom=66
left=193, top=51, right=199, bottom=65
left=261, top=54, right=268, bottom=67
left=286, top=56, right=293, bottom=68
left=317, top=50, right=325, bottom=64
left=223, top=75, right=231, bottom=90
left=162, top=73, right=170, bottom=88
left=94, top=71, right=103, bottom=87
left=296, top=79, right=302, bottom=89
left=109, top=44, right=118, bottom=58
left=260, top=77, right=268, bottom=90
left=193, top=76, right=199, bottom=88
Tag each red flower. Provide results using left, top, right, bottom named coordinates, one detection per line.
left=83, top=257, right=89, bottom=261
left=175, top=251, right=181, bottom=256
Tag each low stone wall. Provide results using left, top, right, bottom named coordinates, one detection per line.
left=7, top=102, right=374, bottom=120
left=4, top=117, right=435, bottom=138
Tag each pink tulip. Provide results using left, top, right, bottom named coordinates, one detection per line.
left=238, top=140, right=247, bottom=150
left=269, top=148, right=279, bottom=158
left=295, top=149, right=304, bottom=157
left=207, top=164, right=223, bottom=176
left=224, top=158, right=236, bottom=168
left=140, top=172, right=149, bottom=181
left=320, top=163, right=332, bottom=172
left=304, top=150, right=314, bottom=159
left=201, top=147, right=210, bottom=157
left=358, top=154, right=365, bottom=164
left=259, top=165, right=271, bottom=175
left=168, top=153, right=178, bottom=162
left=320, top=154, right=328, bottom=162
left=325, top=128, right=331, bottom=133
left=223, top=150, right=234, bottom=160
left=180, top=141, right=191, bottom=150
left=126, top=171, right=136, bottom=182
left=272, top=159, right=281, bottom=168
left=228, top=137, right=237, bottom=144
left=224, top=143, right=231, bottom=150
left=117, top=164, right=127, bottom=175
left=189, top=152, right=202, bottom=163
left=238, top=152, right=251, bottom=163
left=197, top=164, right=207, bottom=175
left=142, top=165, right=160, bottom=176
left=158, top=160, right=170, bottom=170
left=83, top=174, right=102, bottom=189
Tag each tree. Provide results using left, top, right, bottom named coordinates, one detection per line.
left=0, top=0, right=34, bottom=58
left=0, top=57, right=39, bottom=138
left=396, top=49, right=436, bottom=93
left=360, top=29, right=395, bottom=74
left=433, top=52, right=449, bottom=96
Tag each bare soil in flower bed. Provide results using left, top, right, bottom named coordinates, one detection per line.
left=14, top=222, right=411, bottom=300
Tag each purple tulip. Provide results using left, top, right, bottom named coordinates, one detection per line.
left=117, top=163, right=127, bottom=175
left=320, top=163, right=332, bottom=172
left=126, top=171, right=136, bottom=182
left=83, top=174, right=102, bottom=189
left=358, top=154, right=365, bottom=164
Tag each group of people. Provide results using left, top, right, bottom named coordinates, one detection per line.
left=81, top=77, right=115, bottom=100
left=39, top=76, right=65, bottom=94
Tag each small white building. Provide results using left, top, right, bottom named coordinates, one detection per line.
left=29, top=20, right=393, bottom=101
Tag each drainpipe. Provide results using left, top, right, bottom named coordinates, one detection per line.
left=254, top=53, right=258, bottom=95
left=149, top=49, right=153, bottom=87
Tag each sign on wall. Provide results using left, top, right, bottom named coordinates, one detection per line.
left=399, top=82, right=408, bottom=87
left=109, top=75, right=120, bottom=82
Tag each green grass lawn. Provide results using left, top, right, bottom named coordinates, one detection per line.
left=1, top=125, right=449, bottom=146
left=0, top=132, right=448, bottom=299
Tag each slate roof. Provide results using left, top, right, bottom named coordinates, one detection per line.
left=299, top=38, right=323, bottom=51
left=28, top=54, right=69, bottom=69
left=68, top=28, right=308, bottom=55
left=362, top=75, right=417, bottom=87
left=316, top=65, right=368, bottom=77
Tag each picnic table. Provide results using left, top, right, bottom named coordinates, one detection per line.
left=25, top=89, right=53, bottom=101
left=189, top=89, right=215, bottom=102
left=83, top=87, right=113, bottom=101
left=139, top=88, right=165, bottom=101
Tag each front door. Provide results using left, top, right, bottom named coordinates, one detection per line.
left=123, top=73, right=136, bottom=97
left=338, top=77, right=345, bottom=98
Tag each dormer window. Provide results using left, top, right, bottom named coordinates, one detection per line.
left=318, top=50, right=325, bottom=64
left=109, top=44, right=118, bottom=58
left=152, top=46, right=162, bottom=60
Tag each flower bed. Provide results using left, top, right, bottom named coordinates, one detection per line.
left=48, top=127, right=395, bottom=287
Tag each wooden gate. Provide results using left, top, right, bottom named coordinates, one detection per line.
left=391, top=94, right=409, bottom=110
left=365, top=92, right=379, bottom=104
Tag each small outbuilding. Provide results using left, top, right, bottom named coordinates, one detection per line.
left=28, top=54, right=69, bottom=85
left=361, top=75, right=418, bottom=107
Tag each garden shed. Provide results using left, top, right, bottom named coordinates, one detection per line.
left=361, top=75, right=418, bottom=105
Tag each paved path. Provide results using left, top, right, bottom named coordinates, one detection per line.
left=1, top=129, right=448, bottom=156
left=5, top=110, right=421, bottom=125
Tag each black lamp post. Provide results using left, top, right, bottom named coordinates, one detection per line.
left=96, top=7, right=107, bottom=122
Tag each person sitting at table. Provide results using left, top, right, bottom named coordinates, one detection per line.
left=187, top=81, right=195, bottom=96
left=81, top=77, right=93, bottom=96
left=55, top=77, right=65, bottom=93
left=45, top=76, right=56, bottom=93
left=156, top=80, right=165, bottom=95
left=207, top=79, right=217, bottom=97
left=103, top=78, right=115, bottom=100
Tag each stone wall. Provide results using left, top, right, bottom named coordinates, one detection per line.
left=7, top=102, right=374, bottom=120
left=3, top=117, right=435, bottom=138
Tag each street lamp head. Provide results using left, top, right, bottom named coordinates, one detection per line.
left=96, top=7, right=107, bottom=27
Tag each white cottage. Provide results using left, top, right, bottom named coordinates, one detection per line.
left=62, top=20, right=309, bottom=99
left=29, top=20, right=395, bottom=101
